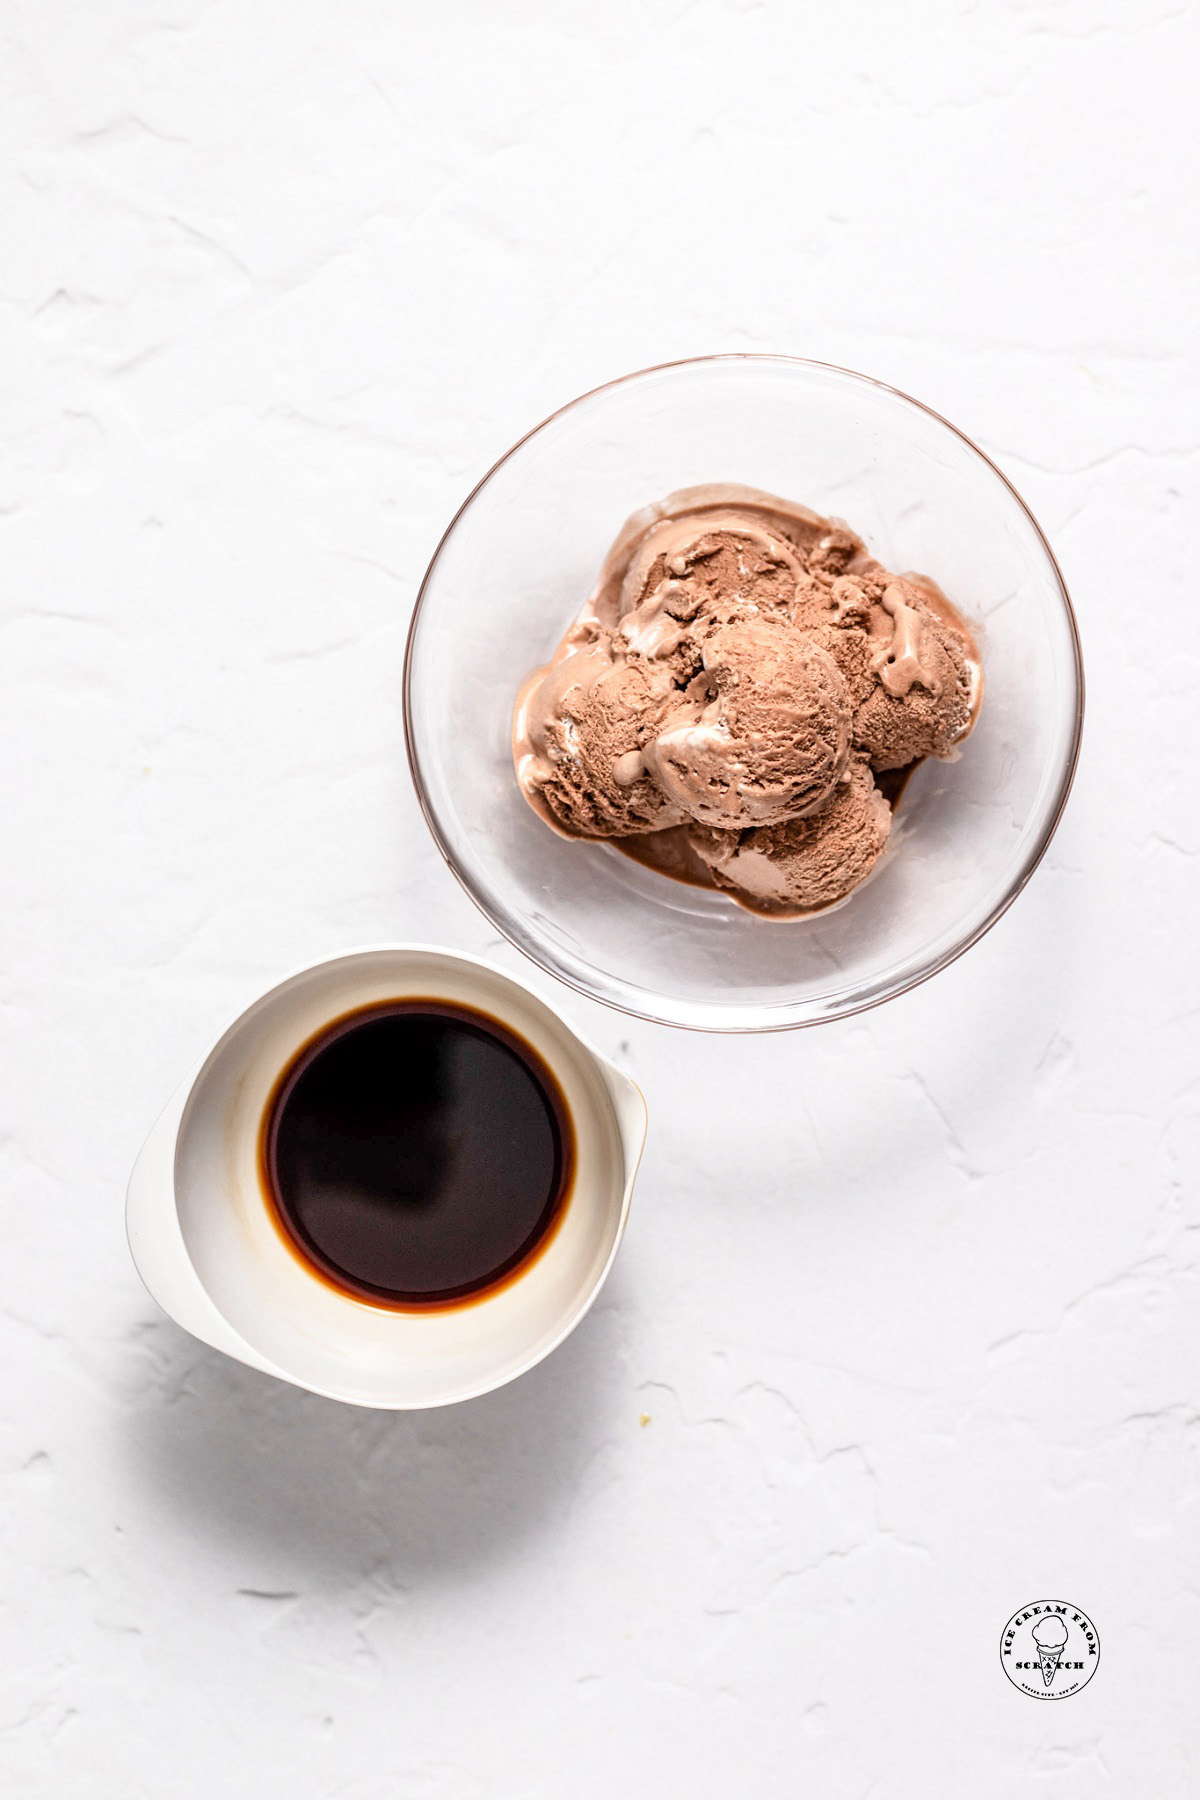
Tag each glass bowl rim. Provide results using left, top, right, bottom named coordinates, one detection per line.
left=403, top=352, right=1085, bottom=1033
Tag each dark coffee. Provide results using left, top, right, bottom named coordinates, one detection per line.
left=261, top=1000, right=574, bottom=1309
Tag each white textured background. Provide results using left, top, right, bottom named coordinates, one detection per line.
left=2, top=1, right=1198, bottom=1794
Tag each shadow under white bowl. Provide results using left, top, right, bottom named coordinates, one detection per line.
left=404, top=356, right=1083, bottom=1031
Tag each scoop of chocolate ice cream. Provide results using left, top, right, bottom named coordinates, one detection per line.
left=688, top=757, right=892, bottom=914
left=618, top=509, right=805, bottom=636
left=852, top=580, right=977, bottom=770
left=512, top=487, right=982, bottom=917
left=513, top=642, right=685, bottom=837
left=643, top=617, right=851, bottom=830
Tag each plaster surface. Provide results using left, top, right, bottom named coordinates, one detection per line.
left=1, top=2, right=1197, bottom=1793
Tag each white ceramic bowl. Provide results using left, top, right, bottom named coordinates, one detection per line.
left=127, top=947, right=647, bottom=1408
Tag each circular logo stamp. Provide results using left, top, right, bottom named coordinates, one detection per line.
left=1000, top=1601, right=1100, bottom=1699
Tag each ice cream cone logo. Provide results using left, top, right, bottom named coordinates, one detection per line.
left=1032, top=1615, right=1068, bottom=1686
left=1000, top=1599, right=1100, bottom=1700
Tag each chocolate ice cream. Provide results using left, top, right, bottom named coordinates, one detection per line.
left=513, top=485, right=983, bottom=917
left=645, top=618, right=851, bottom=829
left=513, top=644, right=683, bottom=837
left=852, top=578, right=978, bottom=770
left=689, top=756, right=893, bottom=914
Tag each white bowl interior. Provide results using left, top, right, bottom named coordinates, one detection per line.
left=406, top=359, right=1081, bottom=1029
left=172, top=950, right=632, bottom=1407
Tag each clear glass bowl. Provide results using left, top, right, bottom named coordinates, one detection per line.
left=404, top=356, right=1083, bottom=1032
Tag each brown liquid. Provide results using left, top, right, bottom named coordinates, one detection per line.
left=260, top=1000, right=574, bottom=1310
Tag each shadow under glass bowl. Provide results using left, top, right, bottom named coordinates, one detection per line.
left=404, top=355, right=1083, bottom=1032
